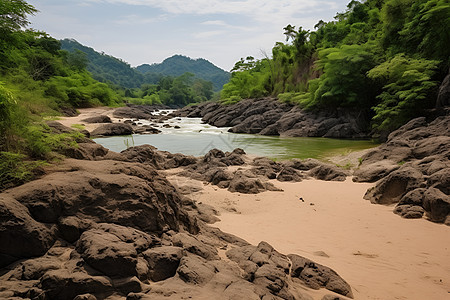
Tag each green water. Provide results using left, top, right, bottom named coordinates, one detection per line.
left=94, top=117, right=377, bottom=160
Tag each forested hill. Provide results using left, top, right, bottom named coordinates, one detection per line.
left=60, top=39, right=154, bottom=88
left=61, top=40, right=230, bottom=91
left=136, top=55, right=230, bottom=91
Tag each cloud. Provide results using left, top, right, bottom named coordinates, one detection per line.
left=201, top=20, right=228, bottom=26
left=192, top=30, right=226, bottom=39
left=115, top=14, right=168, bottom=25
left=85, top=0, right=344, bottom=23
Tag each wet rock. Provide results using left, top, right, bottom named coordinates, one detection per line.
left=81, top=115, right=112, bottom=123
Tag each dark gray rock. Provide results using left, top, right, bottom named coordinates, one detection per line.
left=90, top=123, right=133, bottom=136
left=81, top=115, right=112, bottom=123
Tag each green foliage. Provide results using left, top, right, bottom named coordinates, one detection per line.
left=0, top=83, right=17, bottom=151
left=221, top=0, right=449, bottom=137
left=0, top=151, right=45, bottom=191
left=304, top=44, right=377, bottom=109
left=367, top=54, right=439, bottom=132
left=0, top=0, right=37, bottom=34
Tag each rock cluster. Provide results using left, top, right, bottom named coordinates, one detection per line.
left=0, top=127, right=354, bottom=300
left=172, top=98, right=369, bottom=138
left=122, top=145, right=350, bottom=194
left=355, top=115, right=450, bottom=225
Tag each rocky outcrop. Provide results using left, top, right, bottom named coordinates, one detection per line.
left=172, top=98, right=369, bottom=138
left=0, top=146, right=354, bottom=300
left=356, top=115, right=450, bottom=224
left=90, top=123, right=133, bottom=137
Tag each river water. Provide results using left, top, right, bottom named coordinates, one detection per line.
left=94, top=111, right=377, bottom=160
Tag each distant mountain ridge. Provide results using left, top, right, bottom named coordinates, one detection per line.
left=136, top=55, right=230, bottom=91
left=60, top=39, right=229, bottom=90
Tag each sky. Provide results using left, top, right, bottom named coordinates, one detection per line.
left=27, top=0, right=351, bottom=71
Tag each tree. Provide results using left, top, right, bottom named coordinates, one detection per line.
left=283, top=24, right=296, bottom=42
left=0, top=0, right=37, bottom=34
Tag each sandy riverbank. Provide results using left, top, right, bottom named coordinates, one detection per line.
left=166, top=174, right=450, bottom=300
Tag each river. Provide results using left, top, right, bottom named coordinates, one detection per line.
left=94, top=110, right=377, bottom=160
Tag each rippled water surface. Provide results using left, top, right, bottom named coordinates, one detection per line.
left=94, top=112, right=377, bottom=160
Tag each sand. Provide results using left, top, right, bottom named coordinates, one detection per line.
left=169, top=175, right=450, bottom=300
left=62, top=107, right=450, bottom=300
left=57, top=107, right=118, bottom=132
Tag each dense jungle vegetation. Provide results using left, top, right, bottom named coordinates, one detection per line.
left=0, top=0, right=216, bottom=190
left=221, top=0, right=449, bottom=136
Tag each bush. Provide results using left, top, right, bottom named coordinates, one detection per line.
left=0, top=151, right=45, bottom=191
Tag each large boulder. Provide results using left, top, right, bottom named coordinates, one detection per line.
left=364, top=166, right=425, bottom=205
left=0, top=196, right=55, bottom=267
left=90, top=123, right=133, bottom=136
left=81, top=115, right=112, bottom=123
left=8, top=159, right=198, bottom=235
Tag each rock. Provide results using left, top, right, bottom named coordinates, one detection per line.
left=288, top=254, right=353, bottom=298
left=422, top=188, right=450, bottom=223
left=363, top=167, right=424, bottom=205
left=112, top=276, right=143, bottom=294
left=0, top=196, right=55, bottom=268
left=81, top=115, right=112, bottom=123
left=353, top=160, right=400, bottom=182
left=9, top=159, right=198, bottom=236
left=228, top=171, right=279, bottom=194
left=176, top=255, right=216, bottom=284
left=73, top=294, right=97, bottom=300
left=276, top=167, right=303, bottom=182
left=64, top=142, right=110, bottom=160
left=40, top=269, right=113, bottom=300
left=398, top=188, right=427, bottom=206
left=308, top=164, right=349, bottom=181
left=143, top=246, right=185, bottom=281
left=58, top=216, right=93, bottom=243
left=427, top=168, right=450, bottom=194
left=76, top=228, right=139, bottom=277
left=172, top=233, right=219, bottom=260
left=436, top=68, right=450, bottom=108
left=90, top=123, right=133, bottom=136
left=393, top=204, right=425, bottom=219
left=113, top=105, right=156, bottom=119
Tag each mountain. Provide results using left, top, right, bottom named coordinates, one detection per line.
left=60, top=39, right=230, bottom=91
left=136, top=55, right=230, bottom=91
left=60, top=39, right=153, bottom=88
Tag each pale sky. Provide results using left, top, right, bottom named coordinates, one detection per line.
left=27, top=0, right=351, bottom=71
